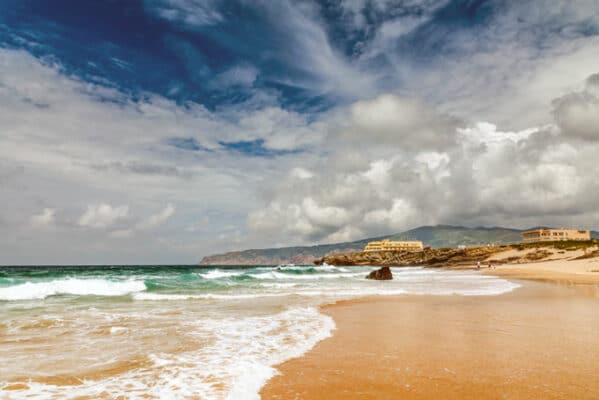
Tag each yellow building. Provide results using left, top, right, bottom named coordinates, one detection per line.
left=364, top=239, right=424, bottom=252
left=521, top=228, right=591, bottom=243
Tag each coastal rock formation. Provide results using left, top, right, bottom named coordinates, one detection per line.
left=315, top=240, right=599, bottom=267
left=366, top=267, right=393, bottom=280
left=315, top=246, right=511, bottom=267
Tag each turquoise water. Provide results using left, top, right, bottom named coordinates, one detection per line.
left=0, top=264, right=519, bottom=301
left=0, top=264, right=378, bottom=301
left=0, top=265, right=254, bottom=300
left=0, top=265, right=519, bottom=399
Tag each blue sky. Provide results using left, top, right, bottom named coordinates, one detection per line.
left=1, top=0, right=530, bottom=112
left=1, top=0, right=599, bottom=263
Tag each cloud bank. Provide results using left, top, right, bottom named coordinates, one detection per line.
left=1, top=0, right=599, bottom=263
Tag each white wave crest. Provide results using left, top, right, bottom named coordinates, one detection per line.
left=249, top=271, right=365, bottom=280
left=199, top=270, right=245, bottom=280
left=273, top=264, right=349, bottom=272
left=0, top=278, right=146, bottom=301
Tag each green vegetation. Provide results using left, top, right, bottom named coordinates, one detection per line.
left=512, top=239, right=599, bottom=251
left=388, top=225, right=523, bottom=247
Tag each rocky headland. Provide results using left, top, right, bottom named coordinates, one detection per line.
left=314, top=240, right=599, bottom=267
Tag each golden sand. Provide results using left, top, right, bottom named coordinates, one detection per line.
left=261, top=280, right=599, bottom=399
left=483, top=255, right=599, bottom=286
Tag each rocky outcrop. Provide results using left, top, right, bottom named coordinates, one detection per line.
left=366, top=267, right=393, bottom=280
left=315, top=240, right=599, bottom=267
left=315, top=246, right=510, bottom=267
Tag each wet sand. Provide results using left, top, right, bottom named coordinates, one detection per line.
left=261, top=280, right=599, bottom=399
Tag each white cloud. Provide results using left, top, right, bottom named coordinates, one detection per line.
left=553, top=91, right=599, bottom=141
left=252, top=0, right=378, bottom=99
left=78, top=204, right=130, bottom=229
left=353, top=2, right=599, bottom=130
left=363, top=198, right=420, bottom=230
left=290, top=167, right=313, bottom=180
left=248, top=77, right=599, bottom=246
left=458, top=122, right=541, bottom=147
left=302, top=197, right=351, bottom=228
left=215, top=64, right=259, bottom=87
left=145, top=0, right=223, bottom=28
left=30, top=208, right=56, bottom=226
left=334, top=94, right=460, bottom=151
left=136, top=204, right=176, bottom=230
left=362, top=159, right=393, bottom=187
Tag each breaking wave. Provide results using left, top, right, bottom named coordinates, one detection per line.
left=0, top=278, right=146, bottom=301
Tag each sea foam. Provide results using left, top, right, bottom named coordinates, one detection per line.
left=2, top=307, right=335, bottom=400
left=248, top=270, right=366, bottom=280
left=0, top=278, right=146, bottom=301
left=199, top=270, right=245, bottom=280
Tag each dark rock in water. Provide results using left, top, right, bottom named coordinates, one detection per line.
left=366, top=266, right=393, bottom=280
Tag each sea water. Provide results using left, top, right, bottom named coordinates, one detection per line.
left=0, top=265, right=519, bottom=399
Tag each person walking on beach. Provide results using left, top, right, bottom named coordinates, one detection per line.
left=477, top=261, right=481, bottom=269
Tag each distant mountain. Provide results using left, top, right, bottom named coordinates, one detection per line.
left=385, top=225, right=524, bottom=248
left=198, top=237, right=382, bottom=266
left=199, top=225, right=529, bottom=265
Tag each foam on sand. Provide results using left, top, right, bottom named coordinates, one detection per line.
left=3, top=307, right=335, bottom=400
left=132, top=292, right=289, bottom=301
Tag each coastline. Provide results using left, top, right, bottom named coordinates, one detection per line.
left=261, top=266, right=599, bottom=399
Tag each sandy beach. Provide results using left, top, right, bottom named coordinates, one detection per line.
left=262, top=265, right=599, bottom=399
left=482, top=249, right=599, bottom=286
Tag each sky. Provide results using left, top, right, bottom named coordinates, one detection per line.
left=1, top=0, right=599, bottom=264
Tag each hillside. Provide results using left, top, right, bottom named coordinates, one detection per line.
left=198, top=225, right=552, bottom=265
left=198, top=238, right=379, bottom=265
left=385, top=225, right=523, bottom=247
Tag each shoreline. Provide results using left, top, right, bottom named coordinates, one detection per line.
left=261, top=265, right=599, bottom=399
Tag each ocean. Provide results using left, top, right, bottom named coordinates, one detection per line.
left=0, top=264, right=519, bottom=399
